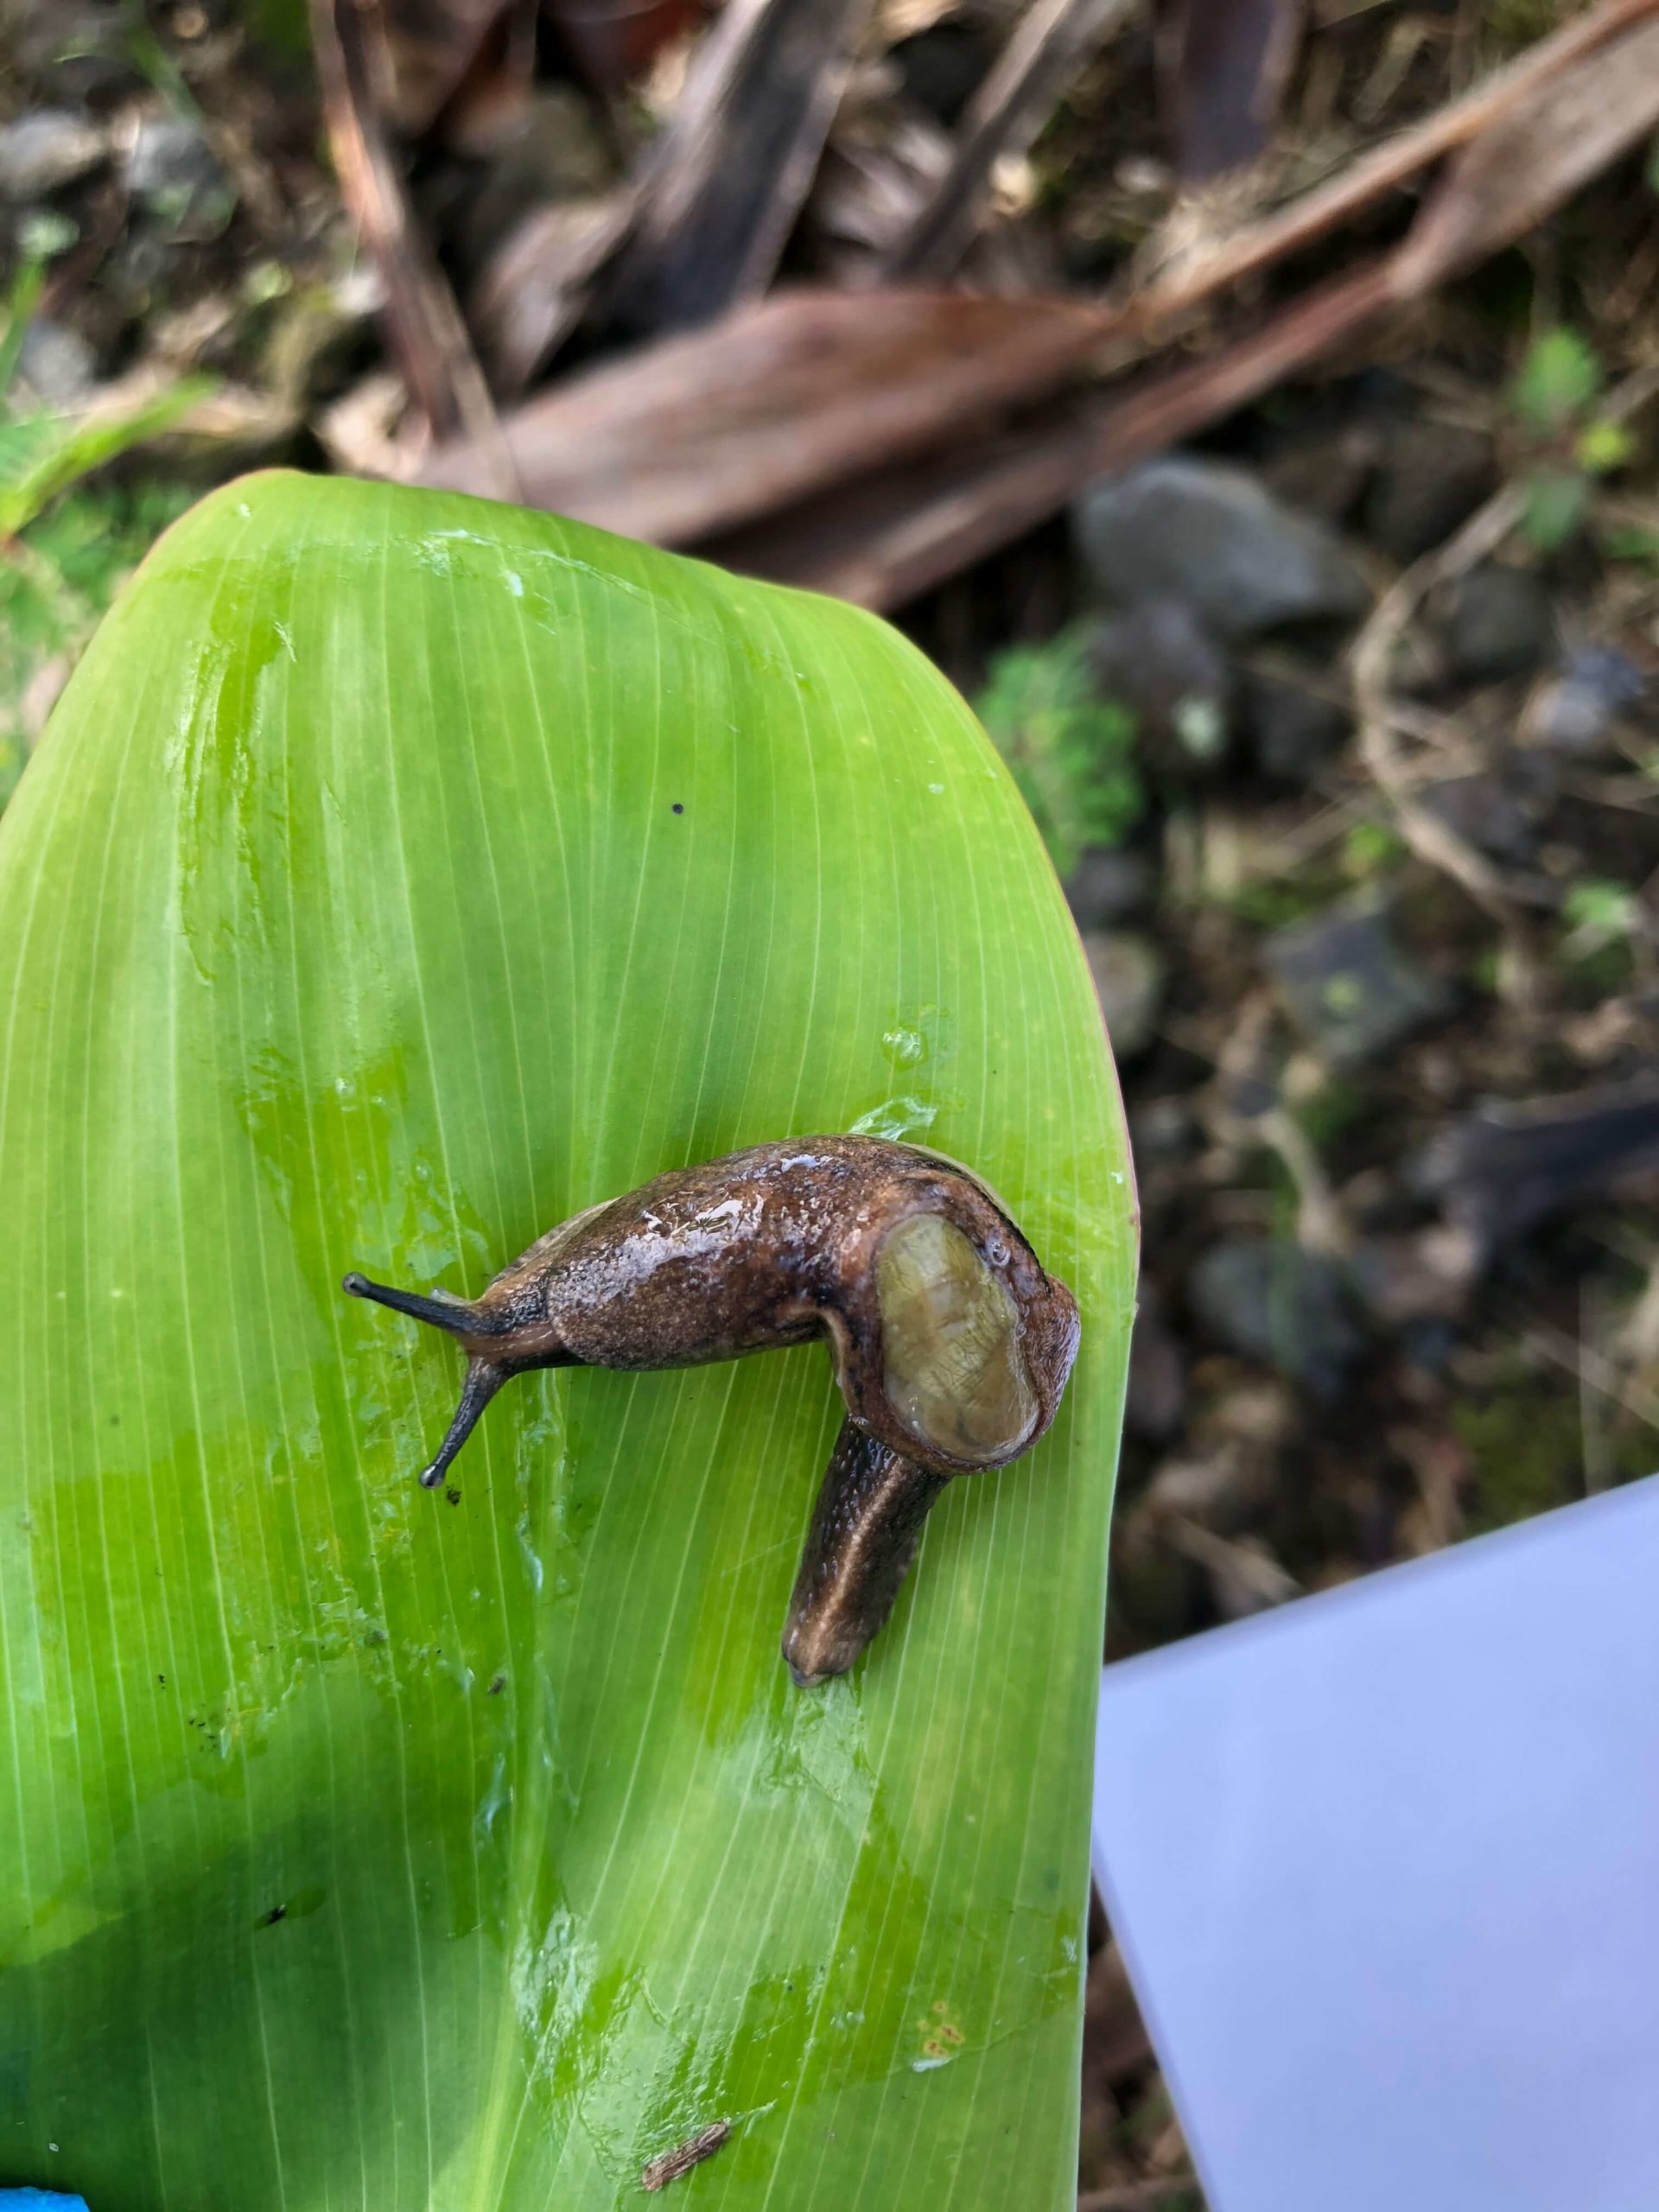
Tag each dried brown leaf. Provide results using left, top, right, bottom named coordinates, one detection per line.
left=1130, top=0, right=1659, bottom=332
left=309, top=0, right=511, bottom=471
left=1391, top=16, right=1659, bottom=297
left=709, top=262, right=1393, bottom=606
left=1159, top=0, right=1303, bottom=184
left=545, top=0, right=706, bottom=92
left=421, top=285, right=1112, bottom=539
left=377, top=0, right=519, bottom=134
left=606, top=0, right=875, bottom=334
left=470, top=194, right=638, bottom=389
left=882, top=0, right=1138, bottom=278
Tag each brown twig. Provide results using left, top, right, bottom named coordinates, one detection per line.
left=425, top=288, right=1114, bottom=542
left=717, top=259, right=1397, bottom=605
left=309, top=0, right=515, bottom=487
left=607, top=0, right=874, bottom=334
left=1520, top=1319, right=1659, bottom=1440
left=1124, top=0, right=1659, bottom=340
left=1160, top=0, right=1303, bottom=186
left=881, top=0, right=1140, bottom=281
left=1351, top=480, right=1548, bottom=962
left=1387, top=16, right=1659, bottom=298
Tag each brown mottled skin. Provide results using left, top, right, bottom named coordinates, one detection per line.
left=343, top=1134, right=1079, bottom=1685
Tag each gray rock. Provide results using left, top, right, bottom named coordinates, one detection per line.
left=1242, top=669, right=1351, bottom=784
left=16, top=317, right=97, bottom=406
left=1188, top=1237, right=1365, bottom=1401
left=126, top=114, right=233, bottom=241
left=1363, top=419, right=1496, bottom=564
left=1440, top=564, right=1554, bottom=686
left=1084, top=930, right=1166, bottom=1058
left=1261, top=422, right=1380, bottom=527
left=1351, top=1229, right=1478, bottom=1328
left=10, top=8, right=146, bottom=105
left=0, top=109, right=106, bottom=200
left=1088, top=597, right=1230, bottom=772
left=1419, top=753, right=1555, bottom=865
left=1073, top=454, right=1371, bottom=641
left=1065, top=846, right=1154, bottom=930
left=1530, top=644, right=1649, bottom=755
left=1266, top=893, right=1449, bottom=1067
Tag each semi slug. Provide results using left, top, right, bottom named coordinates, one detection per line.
left=343, top=1134, right=1078, bottom=1684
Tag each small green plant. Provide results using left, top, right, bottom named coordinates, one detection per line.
left=1508, top=327, right=1637, bottom=551
left=1561, top=875, right=1640, bottom=956
left=1467, top=944, right=1503, bottom=995
left=1599, top=519, right=1659, bottom=572
left=975, top=624, right=1144, bottom=876
left=1341, top=819, right=1407, bottom=882
left=0, top=255, right=208, bottom=806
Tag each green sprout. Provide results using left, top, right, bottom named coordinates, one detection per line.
left=0, top=254, right=209, bottom=809
left=1509, top=328, right=1637, bottom=552
left=975, top=624, right=1144, bottom=877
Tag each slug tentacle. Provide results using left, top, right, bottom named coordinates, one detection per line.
left=341, top=1271, right=499, bottom=1338
left=416, top=1357, right=509, bottom=1491
left=343, top=1132, right=1079, bottom=1684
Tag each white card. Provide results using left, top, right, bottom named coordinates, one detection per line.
left=1092, top=1479, right=1659, bottom=2212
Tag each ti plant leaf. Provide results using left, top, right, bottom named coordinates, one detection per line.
left=0, top=474, right=1135, bottom=2210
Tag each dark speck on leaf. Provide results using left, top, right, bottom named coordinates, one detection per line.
left=258, top=1904, right=286, bottom=1928
left=671, top=802, right=684, bottom=814
left=445, top=1485, right=461, bottom=1505
left=487, top=1674, right=505, bottom=1694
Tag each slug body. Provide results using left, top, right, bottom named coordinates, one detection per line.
left=344, top=1134, right=1078, bottom=1684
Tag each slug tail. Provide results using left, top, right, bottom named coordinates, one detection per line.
left=780, top=1419, right=950, bottom=1687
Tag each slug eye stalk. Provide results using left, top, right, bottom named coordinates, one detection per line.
left=343, top=1133, right=1079, bottom=1684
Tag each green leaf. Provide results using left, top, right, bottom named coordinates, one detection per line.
left=1598, top=519, right=1659, bottom=572
left=1521, top=466, right=1589, bottom=551
left=0, top=480, right=197, bottom=771
left=1510, top=326, right=1602, bottom=432
left=1562, top=874, right=1637, bottom=948
left=0, top=474, right=1135, bottom=2209
left=0, top=373, right=216, bottom=537
left=0, top=256, right=48, bottom=407
left=1574, top=417, right=1636, bottom=475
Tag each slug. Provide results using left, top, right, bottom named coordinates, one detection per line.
left=343, top=1134, right=1078, bottom=1685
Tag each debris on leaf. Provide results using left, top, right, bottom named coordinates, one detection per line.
left=639, top=2120, right=732, bottom=2192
